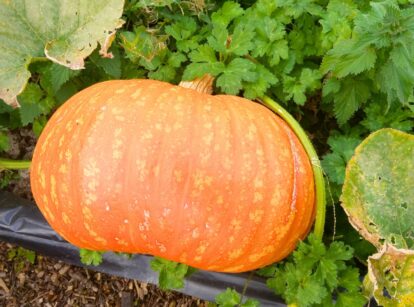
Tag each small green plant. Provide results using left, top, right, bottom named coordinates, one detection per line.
left=79, top=249, right=104, bottom=266
left=211, top=288, right=259, bottom=307
left=7, top=247, right=36, bottom=272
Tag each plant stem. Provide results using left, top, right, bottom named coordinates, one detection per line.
left=261, top=96, right=326, bottom=240
left=0, top=158, right=31, bottom=170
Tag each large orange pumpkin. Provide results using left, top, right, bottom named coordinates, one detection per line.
left=30, top=78, right=315, bottom=273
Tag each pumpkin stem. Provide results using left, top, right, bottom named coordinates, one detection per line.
left=261, top=96, right=326, bottom=241
left=0, top=158, right=31, bottom=170
left=178, top=74, right=214, bottom=94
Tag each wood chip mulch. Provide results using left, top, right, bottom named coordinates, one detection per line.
left=0, top=241, right=208, bottom=307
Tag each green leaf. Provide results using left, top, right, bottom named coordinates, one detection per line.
left=266, top=234, right=365, bottom=307
left=148, top=65, right=176, bottom=82
left=268, top=40, right=289, bottom=66
left=216, top=58, right=257, bottom=94
left=208, top=25, right=228, bottom=54
left=283, top=68, right=321, bottom=105
left=33, top=116, right=48, bottom=138
left=40, top=63, right=81, bottom=95
left=189, top=45, right=218, bottom=63
left=227, top=24, right=254, bottom=56
left=18, top=83, right=44, bottom=126
left=0, top=0, right=124, bottom=106
left=321, top=42, right=377, bottom=77
left=90, top=47, right=122, bottom=78
left=165, top=17, right=197, bottom=41
left=243, top=64, right=278, bottom=99
left=341, top=128, right=414, bottom=249
left=331, top=77, right=371, bottom=125
left=368, top=246, right=414, bottom=305
left=79, top=249, right=103, bottom=266
left=0, top=131, right=9, bottom=151
left=215, top=288, right=241, bottom=307
left=183, top=45, right=224, bottom=80
left=120, top=26, right=167, bottom=63
left=211, top=1, right=244, bottom=27
left=361, top=100, right=414, bottom=132
left=168, top=52, right=186, bottom=68
left=150, top=257, right=195, bottom=290
left=336, top=291, right=367, bottom=307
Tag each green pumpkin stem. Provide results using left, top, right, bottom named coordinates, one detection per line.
left=0, top=158, right=31, bottom=170
left=261, top=96, right=326, bottom=240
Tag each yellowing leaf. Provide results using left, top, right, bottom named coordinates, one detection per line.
left=341, top=129, right=414, bottom=250
left=368, top=245, right=414, bottom=306
left=0, top=0, right=125, bottom=106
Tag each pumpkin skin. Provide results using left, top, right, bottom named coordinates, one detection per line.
left=30, top=79, right=315, bottom=273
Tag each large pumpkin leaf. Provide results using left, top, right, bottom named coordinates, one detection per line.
left=341, top=129, right=414, bottom=250
left=367, top=245, right=414, bottom=306
left=0, top=0, right=124, bottom=106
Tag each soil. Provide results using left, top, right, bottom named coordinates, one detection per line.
left=0, top=242, right=207, bottom=307
left=0, top=129, right=207, bottom=306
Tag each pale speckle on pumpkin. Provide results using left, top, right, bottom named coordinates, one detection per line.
left=115, top=115, right=125, bottom=121
left=113, top=150, right=122, bottom=159
left=155, top=123, right=162, bottom=130
left=231, top=219, right=242, bottom=231
left=270, top=190, right=282, bottom=207
left=253, top=192, right=264, bottom=203
left=119, top=239, right=129, bottom=246
left=131, top=88, right=142, bottom=98
left=87, top=179, right=98, bottom=191
left=84, top=160, right=100, bottom=177
left=84, top=223, right=98, bottom=237
left=82, top=207, right=93, bottom=220
left=249, top=246, right=276, bottom=263
left=58, top=164, right=68, bottom=174
left=162, top=208, right=171, bottom=217
left=174, top=170, right=183, bottom=182
left=94, top=237, right=107, bottom=244
left=50, top=176, right=57, bottom=203
left=111, top=107, right=122, bottom=115
left=65, top=150, right=72, bottom=162
left=61, top=184, right=69, bottom=193
left=192, top=228, right=200, bottom=238
left=43, top=206, right=55, bottom=222
left=229, top=236, right=235, bottom=243
left=39, top=171, right=46, bottom=189
left=249, top=209, right=264, bottom=223
left=115, top=88, right=126, bottom=94
left=229, top=248, right=243, bottom=260
left=85, top=193, right=97, bottom=205
left=105, top=205, right=110, bottom=211
left=177, top=96, right=184, bottom=102
left=62, top=213, right=71, bottom=224
left=156, top=241, right=167, bottom=253
left=141, top=131, right=153, bottom=140
left=124, top=219, right=129, bottom=224
left=75, top=118, right=84, bottom=125
left=58, top=135, right=65, bottom=147
left=196, top=244, right=207, bottom=254
left=194, top=256, right=202, bottom=262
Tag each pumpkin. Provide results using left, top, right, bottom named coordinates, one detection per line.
left=30, top=76, right=315, bottom=273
